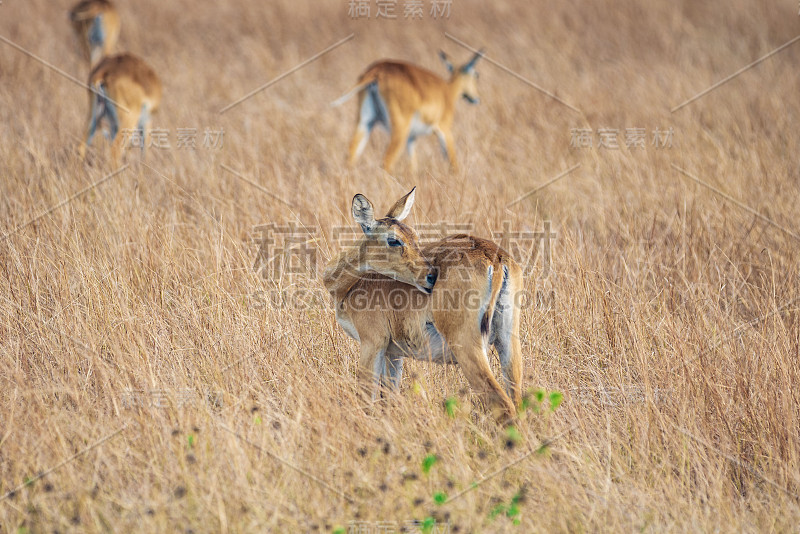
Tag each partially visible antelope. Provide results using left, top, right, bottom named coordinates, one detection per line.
left=323, top=187, right=523, bottom=422
left=78, top=53, right=162, bottom=164
left=69, top=0, right=120, bottom=66
left=334, top=50, right=484, bottom=173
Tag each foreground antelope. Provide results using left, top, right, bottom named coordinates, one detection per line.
left=69, top=0, right=120, bottom=66
left=78, top=53, right=162, bottom=164
left=323, top=188, right=523, bottom=421
left=334, top=50, right=484, bottom=173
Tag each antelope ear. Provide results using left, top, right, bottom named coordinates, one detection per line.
left=386, top=187, right=416, bottom=221
left=438, top=50, right=454, bottom=74
left=462, top=48, right=485, bottom=73
left=352, top=194, right=376, bottom=234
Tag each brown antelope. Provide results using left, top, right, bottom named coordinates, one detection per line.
left=78, top=53, right=162, bottom=164
left=69, top=0, right=120, bottom=66
left=334, top=50, right=484, bottom=173
left=322, top=188, right=523, bottom=422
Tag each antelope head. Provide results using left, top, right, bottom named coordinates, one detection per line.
left=351, top=187, right=438, bottom=293
left=440, top=49, right=484, bottom=105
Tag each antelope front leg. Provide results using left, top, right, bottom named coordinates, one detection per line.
left=434, top=127, right=459, bottom=174
left=442, top=130, right=459, bottom=173
left=382, top=113, right=410, bottom=173
left=79, top=91, right=100, bottom=161
left=348, top=124, right=369, bottom=166
left=357, top=343, right=387, bottom=404
left=380, top=352, right=404, bottom=397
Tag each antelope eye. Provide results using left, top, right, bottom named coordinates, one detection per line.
left=387, top=237, right=403, bottom=247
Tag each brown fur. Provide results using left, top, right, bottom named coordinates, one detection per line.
left=78, top=53, right=162, bottom=165
left=323, top=190, right=523, bottom=422
left=69, top=0, right=120, bottom=66
left=342, top=52, right=482, bottom=173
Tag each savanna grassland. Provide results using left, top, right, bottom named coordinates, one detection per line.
left=1, top=0, right=799, bottom=532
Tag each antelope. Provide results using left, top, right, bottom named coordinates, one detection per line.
left=334, top=50, right=484, bottom=173
left=78, top=53, right=162, bottom=164
left=322, top=187, right=523, bottom=422
left=69, top=0, right=120, bottom=66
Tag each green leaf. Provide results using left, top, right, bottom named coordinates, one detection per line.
left=421, top=454, right=438, bottom=474
left=534, top=389, right=545, bottom=403
left=254, top=415, right=262, bottom=425
left=548, top=391, right=563, bottom=411
left=332, top=527, right=346, bottom=534
left=444, top=396, right=458, bottom=418
left=187, top=434, right=195, bottom=448
left=420, top=517, right=436, bottom=534
left=433, top=491, right=447, bottom=505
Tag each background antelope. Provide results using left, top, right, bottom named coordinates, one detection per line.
left=78, top=53, right=162, bottom=164
left=334, top=50, right=484, bottom=173
left=69, top=0, right=120, bottom=66
left=323, top=187, right=523, bottom=421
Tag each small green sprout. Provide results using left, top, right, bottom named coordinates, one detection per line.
left=421, top=454, right=438, bottom=474
left=444, top=396, right=458, bottom=418
left=420, top=517, right=436, bottom=534
left=548, top=391, right=563, bottom=411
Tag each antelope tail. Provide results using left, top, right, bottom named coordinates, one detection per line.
left=330, top=75, right=379, bottom=108
left=480, top=262, right=506, bottom=337
left=70, top=5, right=101, bottom=22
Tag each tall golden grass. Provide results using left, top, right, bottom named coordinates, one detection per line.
left=1, top=0, right=798, bottom=531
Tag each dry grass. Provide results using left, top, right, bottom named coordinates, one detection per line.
left=1, top=0, right=799, bottom=531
